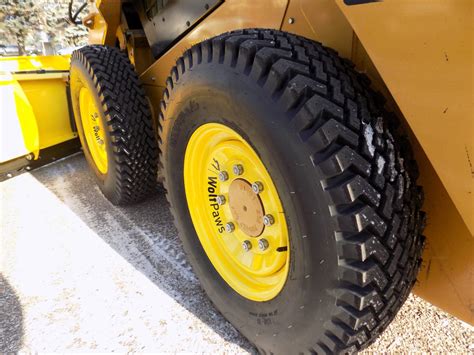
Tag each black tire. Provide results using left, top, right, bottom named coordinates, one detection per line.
left=70, top=45, right=158, bottom=205
left=159, top=29, right=425, bottom=354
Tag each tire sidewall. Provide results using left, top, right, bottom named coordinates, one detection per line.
left=162, top=62, right=339, bottom=351
left=70, top=60, right=116, bottom=198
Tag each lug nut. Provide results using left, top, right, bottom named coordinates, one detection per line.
left=251, top=181, right=264, bottom=194
left=263, top=214, right=274, bottom=226
left=218, top=171, right=229, bottom=182
left=258, top=238, right=269, bottom=251
left=225, top=222, right=235, bottom=233
left=216, top=195, right=226, bottom=205
left=242, top=240, right=252, bottom=252
left=232, top=164, right=244, bottom=176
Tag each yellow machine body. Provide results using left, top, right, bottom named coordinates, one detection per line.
left=11, top=0, right=473, bottom=323
left=0, top=55, right=77, bottom=164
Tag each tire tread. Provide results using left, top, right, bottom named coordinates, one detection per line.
left=159, top=29, right=425, bottom=353
left=71, top=46, right=158, bottom=205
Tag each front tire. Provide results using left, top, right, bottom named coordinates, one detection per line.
left=70, top=46, right=158, bottom=205
left=160, top=29, right=425, bottom=354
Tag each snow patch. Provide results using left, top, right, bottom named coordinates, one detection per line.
left=363, top=123, right=376, bottom=157
left=386, top=140, right=397, bottom=182
left=377, top=155, right=386, bottom=174
left=375, top=117, right=384, bottom=134
left=398, top=156, right=405, bottom=173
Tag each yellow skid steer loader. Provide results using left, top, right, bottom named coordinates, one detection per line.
left=1, top=0, right=472, bottom=353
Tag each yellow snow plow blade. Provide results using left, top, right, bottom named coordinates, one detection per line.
left=0, top=55, right=78, bottom=175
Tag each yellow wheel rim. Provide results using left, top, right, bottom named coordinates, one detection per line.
left=184, top=123, right=290, bottom=301
left=79, top=87, right=108, bottom=174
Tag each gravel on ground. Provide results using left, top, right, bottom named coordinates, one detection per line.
left=1, top=154, right=472, bottom=353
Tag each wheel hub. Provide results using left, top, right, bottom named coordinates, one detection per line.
left=78, top=87, right=108, bottom=174
left=184, top=123, right=290, bottom=302
left=228, top=179, right=264, bottom=237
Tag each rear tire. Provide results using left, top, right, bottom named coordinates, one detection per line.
left=160, top=29, right=425, bottom=354
left=70, top=45, right=158, bottom=205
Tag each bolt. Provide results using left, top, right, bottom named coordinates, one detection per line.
left=258, top=239, right=269, bottom=251
left=232, top=164, right=244, bottom=176
left=242, top=240, right=252, bottom=252
left=216, top=195, right=226, bottom=205
left=218, top=171, right=229, bottom=182
left=6, top=173, right=12, bottom=178
left=26, top=153, right=34, bottom=161
left=225, top=222, right=235, bottom=233
left=263, top=214, right=274, bottom=226
left=25, top=166, right=31, bottom=171
left=251, top=181, right=264, bottom=194
left=288, top=17, right=295, bottom=24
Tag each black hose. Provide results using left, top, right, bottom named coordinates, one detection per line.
left=68, top=0, right=88, bottom=25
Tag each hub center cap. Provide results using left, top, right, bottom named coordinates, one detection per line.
left=228, top=178, right=264, bottom=237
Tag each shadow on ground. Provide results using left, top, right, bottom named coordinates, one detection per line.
left=0, top=274, right=24, bottom=352
left=31, top=153, right=254, bottom=353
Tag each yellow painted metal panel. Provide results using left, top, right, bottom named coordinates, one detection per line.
left=413, top=139, right=474, bottom=325
left=0, top=55, right=76, bottom=160
left=0, top=76, right=39, bottom=162
left=327, top=0, right=474, bottom=323
left=140, top=0, right=289, bottom=88
left=86, top=0, right=121, bottom=46
left=11, top=73, right=68, bottom=81
left=0, top=55, right=70, bottom=72
left=334, top=0, right=474, bottom=236
left=19, top=77, right=76, bottom=150
left=281, top=0, right=354, bottom=59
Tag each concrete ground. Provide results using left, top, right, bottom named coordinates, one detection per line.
left=1, top=154, right=472, bottom=353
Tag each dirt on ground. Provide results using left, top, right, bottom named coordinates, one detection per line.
left=1, top=154, right=472, bottom=353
